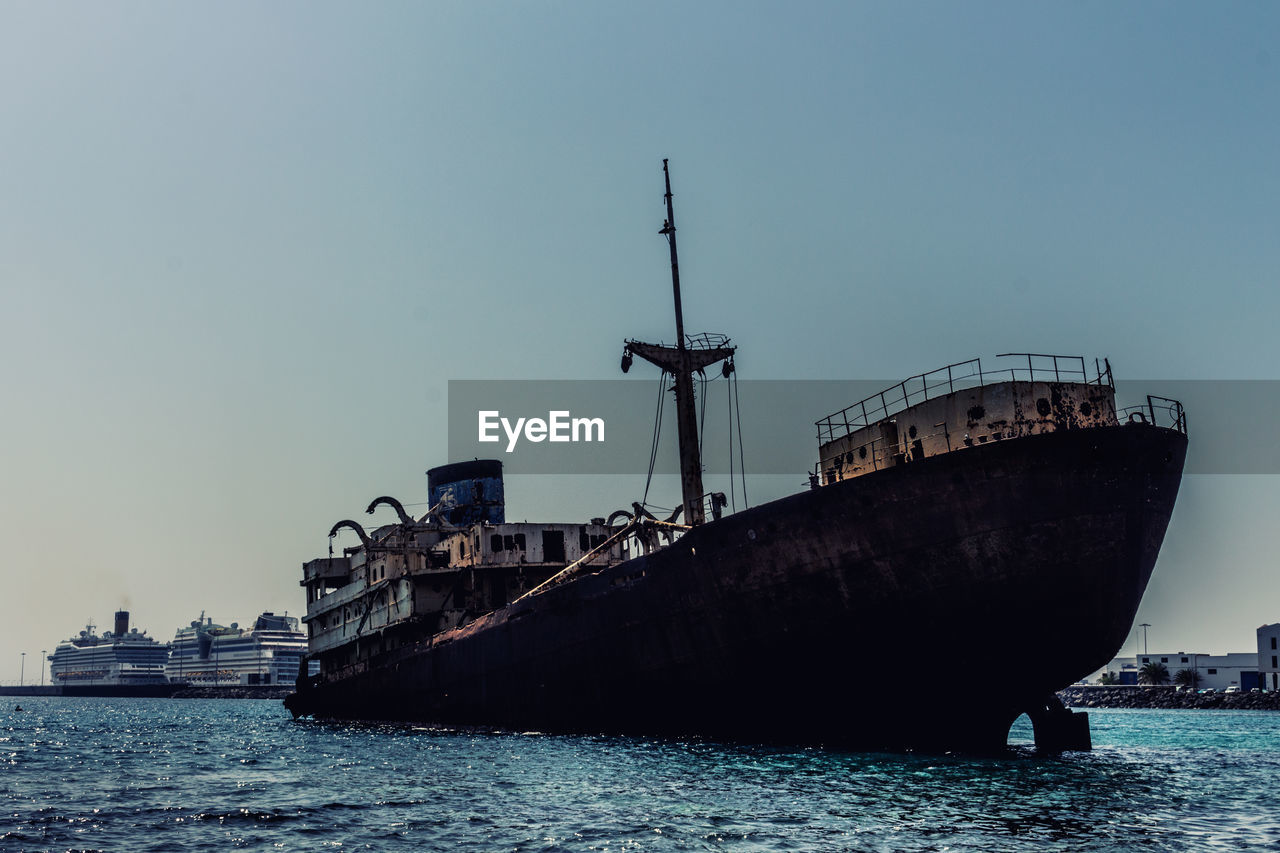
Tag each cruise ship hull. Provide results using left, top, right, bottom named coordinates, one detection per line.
left=286, top=423, right=1186, bottom=751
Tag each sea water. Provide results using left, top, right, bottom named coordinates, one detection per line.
left=2, top=698, right=1278, bottom=851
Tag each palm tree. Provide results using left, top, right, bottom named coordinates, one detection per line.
left=1098, top=671, right=1119, bottom=685
left=1174, top=667, right=1201, bottom=689
left=1138, top=661, right=1171, bottom=685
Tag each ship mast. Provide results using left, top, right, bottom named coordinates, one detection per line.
left=622, top=160, right=735, bottom=526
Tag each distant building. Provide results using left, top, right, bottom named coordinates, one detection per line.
left=1088, top=651, right=1258, bottom=690
left=1259, top=624, right=1280, bottom=691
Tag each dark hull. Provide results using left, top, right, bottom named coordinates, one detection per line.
left=286, top=424, right=1186, bottom=751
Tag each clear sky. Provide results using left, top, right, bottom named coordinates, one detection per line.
left=2, top=2, right=1278, bottom=681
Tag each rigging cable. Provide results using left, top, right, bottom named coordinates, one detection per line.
left=733, top=366, right=748, bottom=508
left=727, top=372, right=736, bottom=513
left=642, top=369, right=667, bottom=508
left=697, top=370, right=709, bottom=460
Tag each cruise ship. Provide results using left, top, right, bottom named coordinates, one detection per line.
left=166, top=612, right=312, bottom=686
left=46, top=611, right=172, bottom=694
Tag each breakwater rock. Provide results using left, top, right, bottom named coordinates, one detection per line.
left=1059, top=685, right=1280, bottom=710
left=170, top=686, right=293, bottom=700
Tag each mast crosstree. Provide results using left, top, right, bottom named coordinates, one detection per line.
left=621, top=159, right=735, bottom=526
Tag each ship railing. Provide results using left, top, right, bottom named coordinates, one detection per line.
left=809, top=435, right=888, bottom=484
left=812, top=422, right=986, bottom=485
left=628, top=332, right=732, bottom=351
left=814, top=430, right=940, bottom=486
left=812, top=392, right=1187, bottom=485
left=702, top=491, right=730, bottom=521
left=685, top=331, right=731, bottom=350
left=1118, top=395, right=1188, bottom=434
left=815, top=354, right=1114, bottom=445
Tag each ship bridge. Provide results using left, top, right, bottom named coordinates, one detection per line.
left=815, top=353, right=1186, bottom=485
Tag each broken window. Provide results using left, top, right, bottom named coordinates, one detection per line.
left=543, top=530, right=565, bottom=563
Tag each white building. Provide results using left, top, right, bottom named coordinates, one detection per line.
left=1259, top=623, right=1280, bottom=691
left=1088, top=651, right=1259, bottom=690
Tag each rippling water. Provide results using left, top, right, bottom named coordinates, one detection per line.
left=3, top=698, right=1278, bottom=851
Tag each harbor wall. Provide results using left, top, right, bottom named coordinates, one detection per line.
left=0, top=686, right=61, bottom=697
left=1059, top=686, right=1280, bottom=710
left=0, top=685, right=287, bottom=699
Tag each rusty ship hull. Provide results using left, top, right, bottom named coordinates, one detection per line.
left=285, top=422, right=1186, bottom=750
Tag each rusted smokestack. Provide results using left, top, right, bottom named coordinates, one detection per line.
left=114, top=610, right=129, bottom=637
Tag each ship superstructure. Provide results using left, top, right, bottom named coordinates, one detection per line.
left=813, top=353, right=1183, bottom=483
left=299, top=461, right=638, bottom=680
left=46, top=611, right=169, bottom=688
left=166, top=612, right=311, bottom=686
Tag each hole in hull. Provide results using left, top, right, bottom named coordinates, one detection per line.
left=1007, top=712, right=1035, bottom=747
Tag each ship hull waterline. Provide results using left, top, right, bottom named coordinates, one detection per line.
left=286, top=423, right=1186, bottom=752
